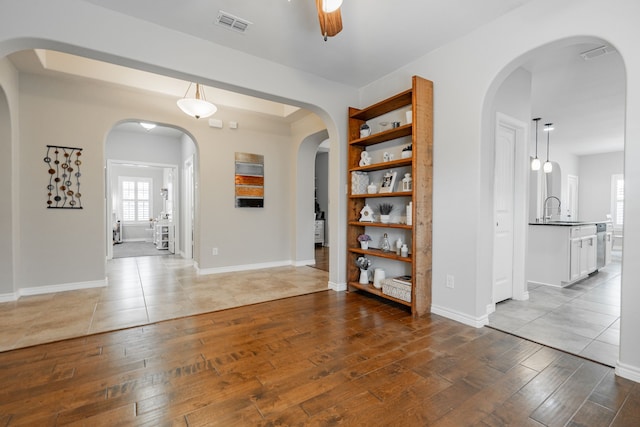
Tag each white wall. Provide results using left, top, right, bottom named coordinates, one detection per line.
left=0, top=57, right=18, bottom=297
left=579, top=151, right=624, bottom=221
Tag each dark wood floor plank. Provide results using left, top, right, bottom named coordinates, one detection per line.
left=567, top=400, right=616, bottom=427
left=0, top=291, right=635, bottom=426
left=530, top=359, right=609, bottom=426
left=611, top=383, right=640, bottom=426
left=589, top=370, right=636, bottom=412
left=432, top=364, right=538, bottom=427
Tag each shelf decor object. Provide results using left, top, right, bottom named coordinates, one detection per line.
left=235, top=152, right=264, bottom=208
left=347, top=75, right=433, bottom=316
left=44, top=145, right=83, bottom=209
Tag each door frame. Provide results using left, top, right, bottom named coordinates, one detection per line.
left=106, top=159, right=179, bottom=259
left=492, top=113, right=529, bottom=306
left=183, top=155, right=194, bottom=259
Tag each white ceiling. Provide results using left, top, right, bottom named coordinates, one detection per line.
left=83, top=0, right=535, bottom=87
left=8, top=1, right=626, bottom=155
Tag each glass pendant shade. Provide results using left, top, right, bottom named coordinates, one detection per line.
left=322, top=0, right=343, bottom=12
left=177, top=83, right=217, bottom=119
left=531, top=157, right=541, bottom=171
left=543, top=161, right=553, bottom=173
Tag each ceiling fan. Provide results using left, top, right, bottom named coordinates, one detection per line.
left=315, top=0, right=343, bottom=41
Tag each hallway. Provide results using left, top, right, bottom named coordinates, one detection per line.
left=489, top=251, right=621, bottom=367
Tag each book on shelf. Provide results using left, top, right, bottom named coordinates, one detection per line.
left=393, top=275, right=412, bottom=285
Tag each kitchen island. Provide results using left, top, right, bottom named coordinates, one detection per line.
left=527, top=221, right=612, bottom=287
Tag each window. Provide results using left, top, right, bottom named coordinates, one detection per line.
left=611, top=174, right=624, bottom=226
left=119, top=177, right=152, bottom=222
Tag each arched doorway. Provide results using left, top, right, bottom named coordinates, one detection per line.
left=0, top=86, right=13, bottom=294
left=484, top=37, right=626, bottom=367
left=105, top=121, right=198, bottom=261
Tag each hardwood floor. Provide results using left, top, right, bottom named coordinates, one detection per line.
left=311, top=245, right=329, bottom=272
left=1, top=291, right=639, bottom=426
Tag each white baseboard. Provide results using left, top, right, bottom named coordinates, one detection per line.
left=616, top=360, right=640, bottom=383
left=0, top=292, right=17, bottom=302
left=196, top=260, right=293, bottom=275
left=12, top=278, right=108, bottom=299
left=294, top=259, right=316, bottom=267
left=328, top=281, right=346, bottom=291
left=431, top=304, right=489, bottom=328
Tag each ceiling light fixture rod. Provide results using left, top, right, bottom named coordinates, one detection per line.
left=531, top=117, right=541, bottom=171
left=543, top=122, right=553, bottom=173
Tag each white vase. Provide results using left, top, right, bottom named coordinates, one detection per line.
left=373, top=268, right=385, bottom=289
left=380, top=214, right=390, bottom=224
left=359, top=269, right=369, bottom=285
left=360, top=241, right=369, bottom=250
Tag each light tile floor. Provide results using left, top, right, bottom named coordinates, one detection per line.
left=488, top=251, right=622, bottom=367
left=0, top=255, right=329, bottom=352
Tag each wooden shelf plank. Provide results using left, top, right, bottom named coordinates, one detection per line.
left=349, top=191, right=413, bottom=199
left=349, top=157, right=412, bottom=173
left=348, top=221, right=412, bottom=230
left=350, top=124, right=412, bottom=147
left=349, top=90, right=413, bottom=121
left=348, top=282, right=412, bottom=307
left=348, top=247, right=412, bottom=262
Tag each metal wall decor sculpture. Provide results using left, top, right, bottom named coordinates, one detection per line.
left=44, top=145, right=83, bottom=209
left=235, top=152, right=264, bottom=208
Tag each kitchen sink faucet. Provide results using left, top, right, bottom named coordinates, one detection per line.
left=543, top=196, right=561, bottom=223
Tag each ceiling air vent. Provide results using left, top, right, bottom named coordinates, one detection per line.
left=580, top=45, right=616, bottom=61
left=216, top=11, right=252, bottom=33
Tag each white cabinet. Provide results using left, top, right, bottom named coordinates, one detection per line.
left=528, top=224, right=597, bottom=287
left=155, top=222, right=175, bottom=253
left=314, top=220, right=325, bottom=246
left=570, top=234, right=596, bottom=281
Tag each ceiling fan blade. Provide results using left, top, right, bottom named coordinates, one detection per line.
left=316, top=0, right=343, bottom=39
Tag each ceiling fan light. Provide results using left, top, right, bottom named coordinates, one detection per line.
left=322, top=0, right=343, bottom=13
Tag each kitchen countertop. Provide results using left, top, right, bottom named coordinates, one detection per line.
left=529, top=220, right=611, bottom=226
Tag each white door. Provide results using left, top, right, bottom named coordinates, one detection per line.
left=493, top=123, right=516, bottom=302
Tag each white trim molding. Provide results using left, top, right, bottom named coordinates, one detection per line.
left=328, top=281, right=346, bottom=291
left=294, top=259, right=316, bottom=267
left=196, top=260, right=293, bottom=275
left=17, top=278, right=107, bottom=298
left=616, top=361, right=640, bottom=383
left=432, top=304, right=489, bottom=328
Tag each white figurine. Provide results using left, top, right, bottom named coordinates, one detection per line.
left=359, top=151, right=371, bottom=167
left=359, top=204, right=374, bottom=222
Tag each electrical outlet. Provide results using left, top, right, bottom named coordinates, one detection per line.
left=212, top=248, right=218, bottom=255
left=446, top=274, right=454, bottom=289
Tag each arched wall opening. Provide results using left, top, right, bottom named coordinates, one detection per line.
left=105, top=120, right=199, bottom=261
left=480, top=35, right=626, bottom=360
left=294, top=129, right=330, bottom=267
left=0, top=87, right=13, bottom=295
